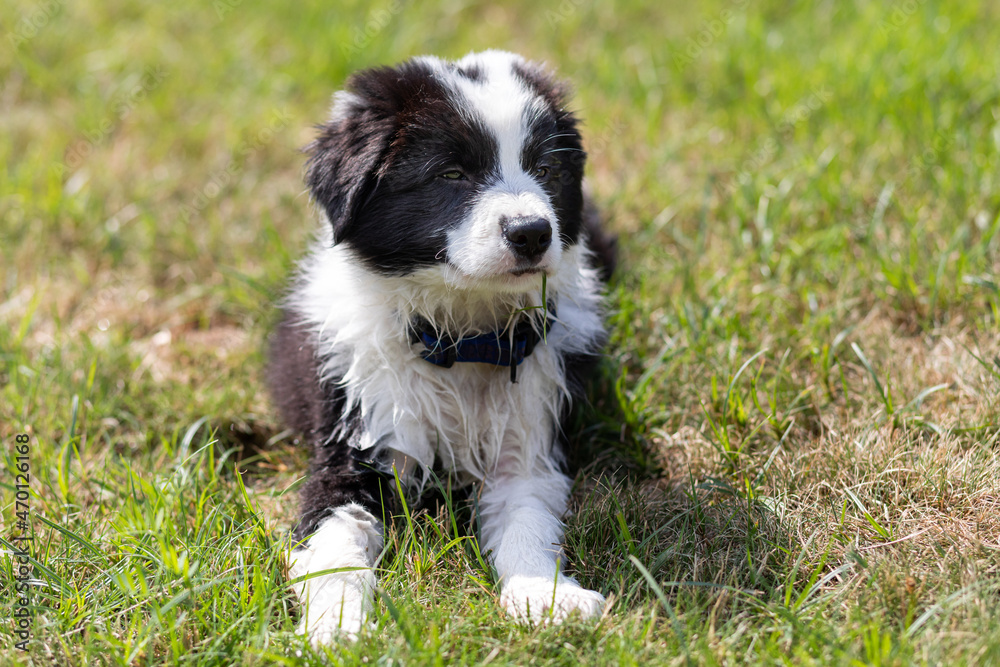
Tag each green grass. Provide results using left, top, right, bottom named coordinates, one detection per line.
left=2, top=0, right=1000, bottom=664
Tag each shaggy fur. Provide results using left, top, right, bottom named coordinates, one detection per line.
left=268, top=50, right=615, bottom=644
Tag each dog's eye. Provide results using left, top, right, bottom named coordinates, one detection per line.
left=439, top=170, right=466, bottom=180
left=534, top=166, right=550, bottom=180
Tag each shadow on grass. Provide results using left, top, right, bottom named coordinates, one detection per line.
left=561, top=358, right=797, bottom=623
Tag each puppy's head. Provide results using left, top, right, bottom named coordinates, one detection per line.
left=306, top=50, right=586, bottom=292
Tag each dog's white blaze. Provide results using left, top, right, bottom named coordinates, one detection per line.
left=453, top=50, right=538, bottom=182
left=442, top=50, right=562, bottom=280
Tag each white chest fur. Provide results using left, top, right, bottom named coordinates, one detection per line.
left=289, top=237, right=605, bottom=483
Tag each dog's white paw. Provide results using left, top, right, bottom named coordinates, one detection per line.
left=289, top=505, right=382, bottom=647
left=293, top=573, right=371, bottom=645
left=296, top=606, right=364, bottom=645
left=500, top=576, right=606, bottom=624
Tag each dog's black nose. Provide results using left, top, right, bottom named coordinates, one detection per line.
left=501, top=216, right=552, bottom=260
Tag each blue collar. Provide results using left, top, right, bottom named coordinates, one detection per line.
left=409, top=308, right=554, bottom=383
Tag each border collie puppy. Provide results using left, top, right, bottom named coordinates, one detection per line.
left=268, top=50, right=615, bottom=644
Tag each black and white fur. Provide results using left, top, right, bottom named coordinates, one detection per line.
left=268, top=50, right=616, bottom=644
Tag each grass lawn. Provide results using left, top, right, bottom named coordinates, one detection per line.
left=2, top=0, right=1000, bottom=664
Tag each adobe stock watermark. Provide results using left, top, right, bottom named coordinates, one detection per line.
left=214, top=0, right=243, bottom=21
left=725, top=85, right=832, bottom=192
left=582, top=116, right=627, bottom=167
left=546, top=0, right=585, bottom=27
left=906, top=130, right=953, bottom=178
left=10, top=432, right=33, bottom=651
left=673, top=0, right=751, bottom=70
left=179, top=108, right=292, bottom=222
left=878, top=0, right=929, bottom=36
left=339, top=0, right=406, bottom=59
left=217, top=0, right=407, bottom=53
left=56, top=65, right=168, bottom=176
left=6, top=0, right=63, bottom=51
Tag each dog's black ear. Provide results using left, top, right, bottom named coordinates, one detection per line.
left=306, top=61, right=452, bottom=244
left=305, top=87, right=394, bottom=244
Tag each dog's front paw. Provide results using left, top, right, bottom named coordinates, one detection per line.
left=500, top=576, right=606, bottom=624
left=289, top=505, right=382, bottom=646
left=294, top=579, right=369, bottom=645
left=290, top=553, right=374, bottom=645
left=297, top=609, right=364, bottom=645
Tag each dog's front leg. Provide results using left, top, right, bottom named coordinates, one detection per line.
left=289, top=502, right=383, bottom=644
left=479, top=472, right=606, bottom=624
